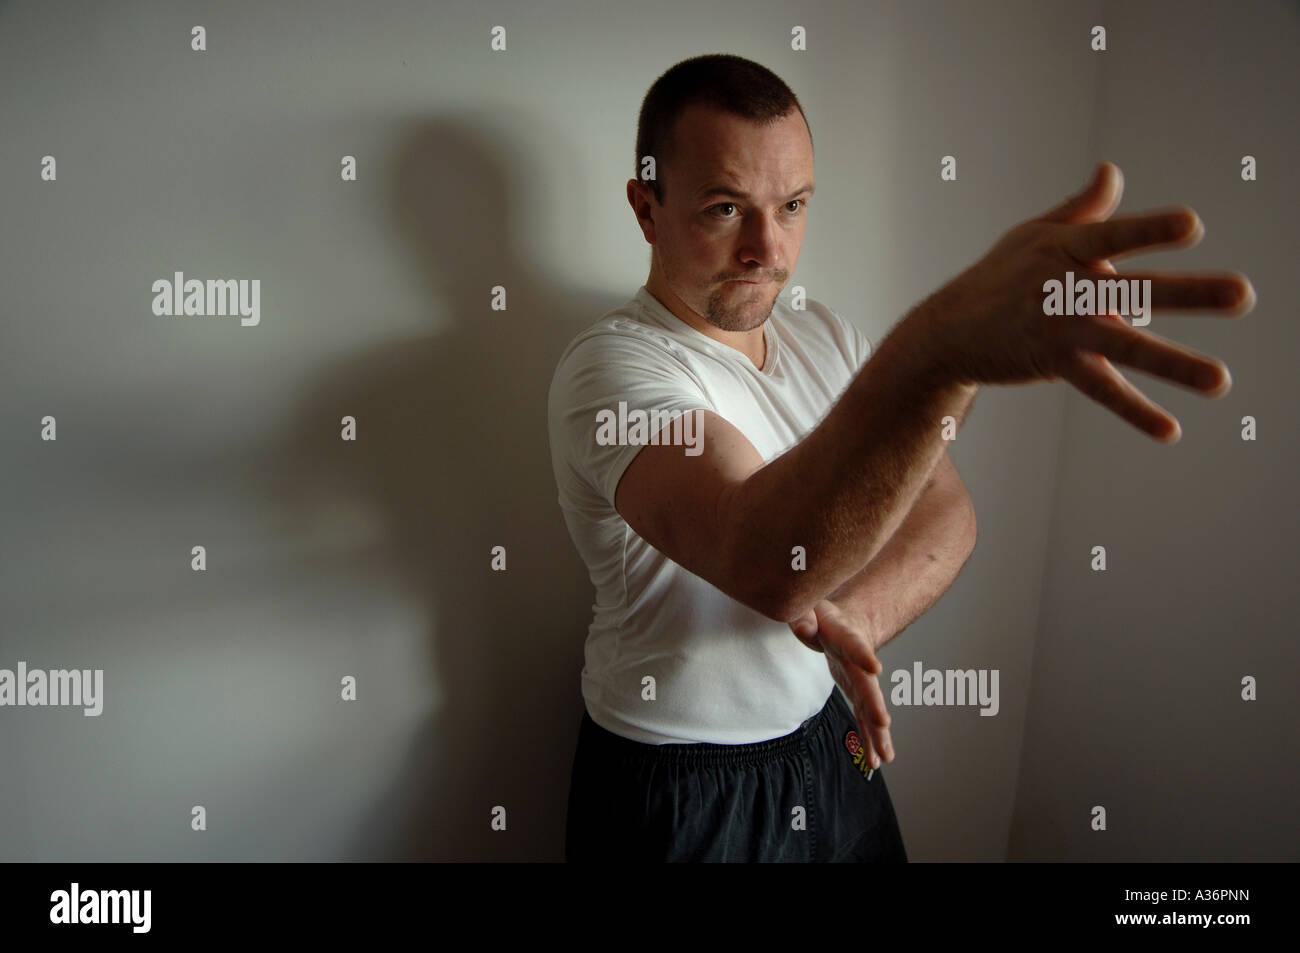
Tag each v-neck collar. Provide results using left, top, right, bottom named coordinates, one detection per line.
left=634, top=286, right=780, bottom=377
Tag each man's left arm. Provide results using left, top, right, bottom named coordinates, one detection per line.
left=818, top=451, right=977, bottom=653
left=787, top=451, right=976, bottom=768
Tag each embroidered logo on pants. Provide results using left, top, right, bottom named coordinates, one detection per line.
left=844, top=731, right=874, bottom=781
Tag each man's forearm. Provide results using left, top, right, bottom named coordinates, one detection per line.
left=721, top=291, right=979, bottom=623
left=827, top=466, right=977, bottom=653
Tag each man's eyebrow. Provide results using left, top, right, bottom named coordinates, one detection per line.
left=695, top=182, right=815, bottom=202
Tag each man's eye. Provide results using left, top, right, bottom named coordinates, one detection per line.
left=709, top=200, right=806, bottom=218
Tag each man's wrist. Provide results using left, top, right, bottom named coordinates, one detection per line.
left=897, top=283, right=977, bottom=393
left=861, top=602, right=885, bottom=655
left=829, top=593, right=884, bottom=656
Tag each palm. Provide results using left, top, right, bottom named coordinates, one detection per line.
left=791, top=599, right=894, bottom=769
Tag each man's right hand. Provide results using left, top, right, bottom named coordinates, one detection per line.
left=920, top=161, right=1255, bottom=442
left=793, top=599, right=893, bottom=770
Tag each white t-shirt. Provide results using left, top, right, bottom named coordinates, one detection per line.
left=547, top=285, right=873, bottom=744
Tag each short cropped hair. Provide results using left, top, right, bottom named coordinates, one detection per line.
left=634, top=54, right=811, bottom=206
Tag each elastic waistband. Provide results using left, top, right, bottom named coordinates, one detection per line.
left=581, top=690, right=840, bottom=768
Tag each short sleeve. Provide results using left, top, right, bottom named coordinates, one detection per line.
left=548, top=328, right=714, bottom=510
left=824, top=304, right=873, bottom=373
left=849, top=320, right=872, bottom=372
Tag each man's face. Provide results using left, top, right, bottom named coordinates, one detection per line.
left=638, top=104, right=814, bottom=333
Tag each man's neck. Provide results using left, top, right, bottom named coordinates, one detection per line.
left=643, top=278, right=767, bottom=372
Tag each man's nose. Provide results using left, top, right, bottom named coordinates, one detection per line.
left=737, top=213, right=784, bottom=268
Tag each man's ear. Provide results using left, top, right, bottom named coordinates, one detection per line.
left=627, top=178, right=656, bottom=244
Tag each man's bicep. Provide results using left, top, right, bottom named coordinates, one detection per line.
left=614, top=409, right=767, bottom=609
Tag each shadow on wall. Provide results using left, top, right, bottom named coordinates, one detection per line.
left=263, top=118, right=624, bottom=860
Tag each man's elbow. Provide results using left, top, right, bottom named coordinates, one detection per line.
left=714, top=494, right=809, bottom=623
left=734, top=578, right=804, bottom=625
left=759, top=577, right=816, bottom=629
left=727, top=568, right=810, bottom=625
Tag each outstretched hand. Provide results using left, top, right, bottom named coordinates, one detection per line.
left=929, top=161, right=1254, bottom=443
left=790, top=599, right=894, bottom=770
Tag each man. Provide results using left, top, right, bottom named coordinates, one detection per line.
left=547, top=54, right=1252, bottom=862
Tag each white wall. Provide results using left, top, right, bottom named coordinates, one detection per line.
left=1008, top=0, right=1300, bottom=861
left=0, top=0, right=1291, bottom=862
